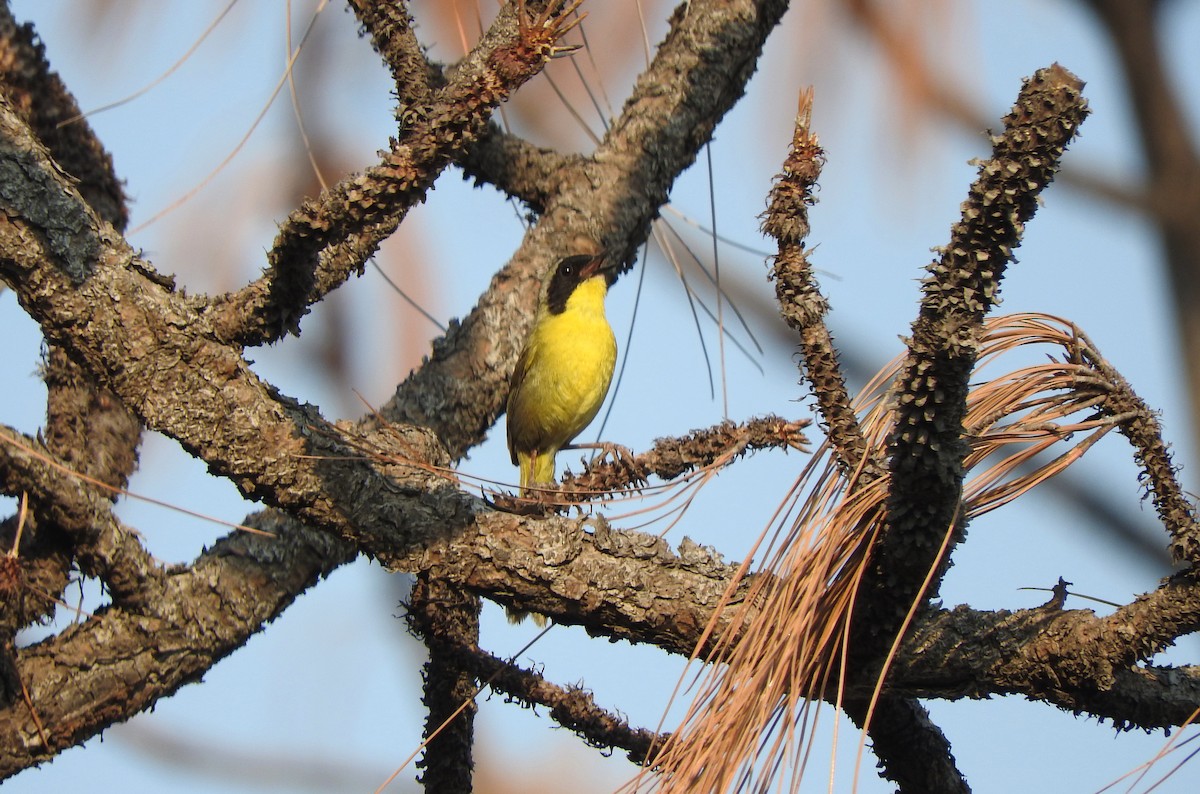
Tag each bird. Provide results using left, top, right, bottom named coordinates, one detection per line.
left=504, top=251, right=617, bottom=624
left=507, top=252, right=618, bottom=493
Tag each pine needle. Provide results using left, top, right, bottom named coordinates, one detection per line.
left=629, top=312, right=1135, bottom=792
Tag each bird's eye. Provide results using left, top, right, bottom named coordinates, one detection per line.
left=560, top=262, right=575, bottom=278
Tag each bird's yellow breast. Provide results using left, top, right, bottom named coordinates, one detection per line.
left=507, top=276, right=616, bottom=467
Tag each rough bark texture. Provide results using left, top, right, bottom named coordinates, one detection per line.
left=1, top=1, right=1199, bottom=792
left=861, top=65, right=1091, bottom=648
left=409, top=575, right=480, bottom=793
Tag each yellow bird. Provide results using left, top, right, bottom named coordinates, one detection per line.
left=507, top=252, right=617, bottom=494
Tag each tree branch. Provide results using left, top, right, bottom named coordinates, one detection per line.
left=0, top=511, right=353, bottom=779
left=763, top=90, right=879, bottom=478
left=0, top=6, right=127, bottom=228
left=554, top=414, right=809, bottom=498
left=347, top=0, right=437, bottom=99
left=458, top=122, right=581, bottom=213
left=4, top=4, right=1192, bottom=789
left=408, top=574, right=480, bottom=792
left=462, top=643, right=663, bottom=763
left=843, top=694, right=970, bottom=794
left=858, top=65, right=1091, bottom=648
left=1083, top=0, right=1200, bottom=456
left=0, top=426, right=159, bottom=608
left=896, top=595, right=1200, bottom=730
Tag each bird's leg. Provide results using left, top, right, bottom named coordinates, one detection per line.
left=519, top=449, right=565, bottom=503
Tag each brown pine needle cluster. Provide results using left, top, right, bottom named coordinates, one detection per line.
left=640, top=312, right=1154, bottom=791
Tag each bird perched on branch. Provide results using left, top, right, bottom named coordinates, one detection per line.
left=507, top=252, right=618, bottom=493
left=504, top=252, right=618, bottom=624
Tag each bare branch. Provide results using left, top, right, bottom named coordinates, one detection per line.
left=0, top=94, right=462, bottom=561
left=407, top=574, right=480, bottom=792
left=1077, top=337, right=1200, bottom=564
left=0, top=11, right=143, bottom=607
left=347, top=0, right=437, bottom=100
left=0, top=511, right=353, bottom=779
left=400, top=512, right=749, bottom=656
left=461, top=643, right=663, bottom=763
left=458, top=122, right=582, bottom=212
left=556, top=414, right=809, bottom=496
left=843, top=695, right=970, bottom=794
left=0, top=425, right=159, bottom=607
left=898, top=596, right=1200, bottom=731
left=0, top=6, right=127, bottom=229
left=861, top=65, right=1091, bottom=643
left=763, top=91, right=877, bottom=477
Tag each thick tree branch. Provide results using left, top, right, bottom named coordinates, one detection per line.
left=3, top=486, right=1197, bottom=779
left=0, top=426, right=158, bottom=607
left=401, top=512, right=749, bottom=656
left=0, top=511, right=354, bottom=779
left=895, top=594, right=1200, bottom=730
left=1, top=94, right=466, bottom=561
left=4, top=499, right=1196, bottom=780
left=408, top=574, right=479, bottom=792
left=0, top=6, right=126, bottom=228
left=857, top=65, right=1090, bottom=649
left=0, top=8, right=145, bottom=707
left=0, top=502, right=728, bottom=779
left=843, top=694, right=970, bottom=794
left=0, top=6, right=138, bottom=491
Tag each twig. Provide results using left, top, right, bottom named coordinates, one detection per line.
left=461, top=642, right=663, bottom=763
left=559, top=414, right=809, bottom=496
left=762, top=89, right=877, bottom=478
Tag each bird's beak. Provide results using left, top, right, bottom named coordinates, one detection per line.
left=579, top=253, right=617, bottom=281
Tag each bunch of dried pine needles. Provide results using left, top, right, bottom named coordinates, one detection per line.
left=628, top=312, right=1127, bottom=792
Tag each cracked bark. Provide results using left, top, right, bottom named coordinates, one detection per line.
left=1, top=2, right=1199, bottom=791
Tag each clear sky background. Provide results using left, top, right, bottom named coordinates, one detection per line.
left=3, top=1, right=1200, bottom=792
